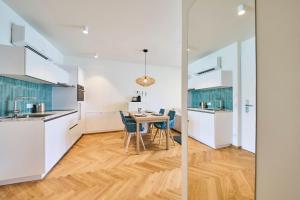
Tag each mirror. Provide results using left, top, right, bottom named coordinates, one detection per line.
left=187, top=0, right=256, bottom=199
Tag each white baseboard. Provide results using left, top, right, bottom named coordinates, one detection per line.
left=0, top=175, right=42, bottom=186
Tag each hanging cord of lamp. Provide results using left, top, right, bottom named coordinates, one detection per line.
left=136, top=49, right=155, bottom=87
left=143, top=49, right=148, bottom=83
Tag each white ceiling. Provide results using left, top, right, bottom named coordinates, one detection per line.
left=188, top=0, right=255, bottom=62
left=4, top=0, right=181, bottom=67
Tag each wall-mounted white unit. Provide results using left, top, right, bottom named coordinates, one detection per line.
left=188, top=70, right=232, bottom=90
left=11, top=24, right=51, bottom=60
left=0, top=45, right=70, bottom=85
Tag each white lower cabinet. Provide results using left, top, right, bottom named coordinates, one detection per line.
left=188, top=110, right=232, bottom=149
left=0, top=112, right=82, bottom=185
left=44, top=112, right=80, bottom=174
left=0, top=121, right=44, bottom=184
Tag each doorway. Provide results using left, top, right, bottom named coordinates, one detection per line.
left=187, top=0, right=256, bottom=199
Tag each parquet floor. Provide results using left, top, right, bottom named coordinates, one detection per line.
left=0, top=131, right=182, bottom=200
left=188, top=137, right=255, bottom=200
left=0, top=132, right=255, bottom=200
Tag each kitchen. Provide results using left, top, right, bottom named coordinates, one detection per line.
left=0, top=0, right=182, bottom=198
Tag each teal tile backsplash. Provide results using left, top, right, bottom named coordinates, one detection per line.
left=0, top=76, right=52, bottom=116
left=188, top=87, right=233, bottom=110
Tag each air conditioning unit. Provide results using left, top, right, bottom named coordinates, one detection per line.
left=195, top=57, right=222, bottom=76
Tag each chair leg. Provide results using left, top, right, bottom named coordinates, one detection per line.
left=125, top=134, right=131, bottom=152
left=123, top=130, right=128, bottom=147
left=152, top=128, right=159, bottom=142
left=159, top=129, right=163, bottom=145
left=140, top=135, right=146, bottom=150
left=169, top=130, right=176, bottom=145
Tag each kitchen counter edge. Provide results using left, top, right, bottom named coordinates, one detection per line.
left=0, top=110, right=78, bottom=123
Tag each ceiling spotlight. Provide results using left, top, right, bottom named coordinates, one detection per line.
left=237, top=4, right=246, bottom=16
left=94, top=53, right=99, bottom=59
left=82, top=26, right=89, bottom=34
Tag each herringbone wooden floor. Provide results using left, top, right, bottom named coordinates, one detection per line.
left=0, top=132, right=255, bottom=200
left=0, top=131, right=182, bottom=200
left=188, top=137, right=255, bottom=200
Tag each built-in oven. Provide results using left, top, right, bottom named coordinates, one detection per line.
left=77, top=84, right=85, bottom=101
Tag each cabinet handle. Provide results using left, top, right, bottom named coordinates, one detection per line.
left=69, top=124, right=78, bottom=130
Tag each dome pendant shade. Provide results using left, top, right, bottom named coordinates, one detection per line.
left=136, top=75, right=155, bottom=87
left=136, top=49, right=155, bottom=87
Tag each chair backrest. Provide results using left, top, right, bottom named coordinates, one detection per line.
left=168, top=110, right=176, bottom=121
left=119, top=111, right=126, bottom=124
left=159, top=108, right=165, bottom=115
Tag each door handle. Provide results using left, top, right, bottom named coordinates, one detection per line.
left=245, top=104, right=254, bottom=113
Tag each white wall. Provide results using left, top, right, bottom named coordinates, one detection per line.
left=0, top=0, right=63, bottom=63
left=256, top=0, right=300, bottom=199
left=188, top=42, right=241, bottom=146
left=65, top=57, right=181, bottom=133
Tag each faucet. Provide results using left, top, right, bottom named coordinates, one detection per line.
left=13, top=96, right=37, bottom=117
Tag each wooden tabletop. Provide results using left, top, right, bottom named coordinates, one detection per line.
left=129, top=112, right=169, bottom=123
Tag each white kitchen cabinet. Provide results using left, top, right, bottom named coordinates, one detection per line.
left=128, top=102, right=145, bottom=112
left=25, top=48, right=47, bottom=81
left=188, top=110, right=232, bottom=149
left=0, top=45, right=70, bottom=85
left=189, top=70, right=232, bottom=89
left=78, top=67, right=85, bottom=86
left=0, top=121, right=44, bottom=184
left=85, top=111, right=123, bottom=133
left=12, top=23, right=63, bottom=63
left=44, top=112, right=80, bottom=174
left=46, top=62, right=70, bottom=85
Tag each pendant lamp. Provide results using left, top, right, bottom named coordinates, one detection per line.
left=136, top=49, right=155, bottom=87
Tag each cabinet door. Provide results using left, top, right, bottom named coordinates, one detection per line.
left=85, top=111, right=123, bottom=133
left=56, top=67, right=70, bottom=85
left=44, top=61, right=58, bottom=84
left=78, top=67, right=85, bottom=86
left=188, top=111, right=197, bottom=138
left=25, top=48, right=47, bottom=81
left=44, top=113, right=78, bottom=173
left=0, top=121, right=44, bottom=181
left=197, top=112, right=215, bottom=147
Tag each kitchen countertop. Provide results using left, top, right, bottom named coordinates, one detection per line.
left=0, top=110, right=78, bottom=122
left=187, top=107, right=232, bottom=114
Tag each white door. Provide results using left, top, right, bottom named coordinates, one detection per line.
left=241, top=38, right=256, bottom=153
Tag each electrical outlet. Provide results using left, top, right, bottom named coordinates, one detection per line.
left=26, top=103, right=33, bottom=109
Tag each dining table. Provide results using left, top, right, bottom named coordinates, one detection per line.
left=129, top=111, right=170, bottom=154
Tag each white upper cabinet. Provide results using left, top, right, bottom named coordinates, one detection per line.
left=0, top=45, right=70, bottom=85
left=189, top=70, right=232, bottom=89
left=25, top=48, right=47, bottom=81
left=12, top=23, right=63, bottom=63
left=77, top=67, right=85, bottom=86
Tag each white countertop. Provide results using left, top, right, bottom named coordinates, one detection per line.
left=187, top=107, right=232, bottom=114
left=0, top=110, right=78, bottom=122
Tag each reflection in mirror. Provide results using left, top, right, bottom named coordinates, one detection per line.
left=187, top=0, right=256, bottom=199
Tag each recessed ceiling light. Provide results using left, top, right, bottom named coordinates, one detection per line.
left=82, top=26, right=89, bottom=34
left=94, top=53, right=99, bottom=59
left=237, top=4, right=246, bottom=16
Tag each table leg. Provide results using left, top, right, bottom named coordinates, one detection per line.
left=136, top=122, right=140, bottom=154
left=166, top=119, right=170, bottom=150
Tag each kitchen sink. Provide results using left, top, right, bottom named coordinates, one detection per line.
left=2, top=113, right=53, bottom=119
left=26, top=114, right=53, bottom=118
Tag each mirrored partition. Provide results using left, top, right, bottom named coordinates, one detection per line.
left=187, top=0, right=256, bottom=199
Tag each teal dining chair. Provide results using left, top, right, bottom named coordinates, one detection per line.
left=119, top=111, right=146, bottom=152
left=152, top=110, right=176, bottom=145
